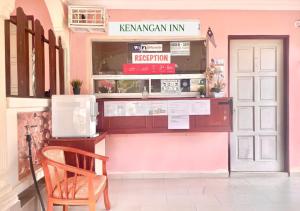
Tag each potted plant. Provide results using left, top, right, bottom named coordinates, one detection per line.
left=198, top=86, right=206, bottom=98
left=210, top=81, right=225, bottom=98
left=70, top=79, right=83, bottom=95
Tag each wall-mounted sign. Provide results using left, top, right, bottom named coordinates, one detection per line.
left=170, top=41, right=190, bottom=56
left=123, top=63, right=176, bottom=74
left=132, top=53, right=171, bottom=64
left=161, top=79, right=181, bottom=94
left=132, top=43, right=163, bottom=52
left=108, top=21, right=200, bottom=36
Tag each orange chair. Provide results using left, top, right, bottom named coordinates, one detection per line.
left=37, top=146, right=110, bottom=211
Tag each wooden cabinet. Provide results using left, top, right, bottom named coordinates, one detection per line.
left=97, top=98, right=232, bottom=134
left=46, top=133, right=107, bottom=174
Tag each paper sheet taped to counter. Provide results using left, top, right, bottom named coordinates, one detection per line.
left=104, top=100, right=210, bottom=117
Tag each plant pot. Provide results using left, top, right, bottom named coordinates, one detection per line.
left=211, top=91, right=225, bottom=98
left=73, top=87, right=80, bottom=95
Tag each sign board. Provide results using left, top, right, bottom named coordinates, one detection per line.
left=170, top=41, right=190, bottom=56
left=108, top=21, right=200, bottom=36
left=132, top=43, right=163, bottom=52
left=123, top=63, right=176, bottom=74
left=132, top=53, right=171, bottom=64
left=161, top=79, right=181, bottom=94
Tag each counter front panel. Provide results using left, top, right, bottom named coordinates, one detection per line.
left=97, top=98, right=232, bottom=134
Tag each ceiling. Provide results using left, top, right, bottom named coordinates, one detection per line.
left=67, top=0, right=300, bottom=10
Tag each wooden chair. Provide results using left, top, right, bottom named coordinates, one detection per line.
left=37, top=146, right=111, bottom=211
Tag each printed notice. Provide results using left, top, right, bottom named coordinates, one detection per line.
left=149, top=101, right=168, bottom=115
left=126, top=101, right=150, bottom=116
left=168, top=101, right=189, bottom=115
left=168, top=115, right=190, bottom=129
left=104, top=101, right=126, bottom=116
left=189, top=100, right=211, bottom=115
left=170, top=41, right=190, bottom=56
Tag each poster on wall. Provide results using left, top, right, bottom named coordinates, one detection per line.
left=170, top=41, right=190, bottom=56
left=168, top=115, right=190, bottom=129
left=149, top=101, right=168, bottom=115
left=161, top=80, right=181, bottom=94
left=125, top=101, right=150, bottom=116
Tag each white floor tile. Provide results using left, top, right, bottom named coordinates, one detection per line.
left=50, top=177, right=300, bottom=211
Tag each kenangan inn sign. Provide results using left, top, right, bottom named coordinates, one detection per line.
left=108, top=21, right=200, bottom=36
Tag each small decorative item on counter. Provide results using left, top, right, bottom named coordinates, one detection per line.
left=206, top=59, right=225, bottom=98
left=142, top=86, right=149, bottom=98
left=70, top=79, right=83, bottom=95
left=198, top=86, right=206, bottom=98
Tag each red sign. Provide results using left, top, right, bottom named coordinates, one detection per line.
left=123, top=63, right=176, bottom=74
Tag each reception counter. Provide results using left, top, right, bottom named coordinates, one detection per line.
left=97, top=97, right=233, bottom=134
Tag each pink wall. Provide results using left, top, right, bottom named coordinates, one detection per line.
left=70, top=10, right=300, bottom=173
left=14, top=0, right=53, bottom=32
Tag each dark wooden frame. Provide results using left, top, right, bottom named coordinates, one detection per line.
left=5, top=7, right=65, bottom=98
left=227, top=35, right=290, bottom=174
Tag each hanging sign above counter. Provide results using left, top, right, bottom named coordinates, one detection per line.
left=108, top=21, right=201, bottom=36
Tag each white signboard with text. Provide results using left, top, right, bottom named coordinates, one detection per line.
left=170, top=41, right=190, bottom=56
left=108, top=21, right=200, bottom=36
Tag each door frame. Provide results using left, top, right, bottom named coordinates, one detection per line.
left=228, top=35, right=290, bottom=174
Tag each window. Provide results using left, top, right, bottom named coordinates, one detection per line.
left=92, top=40, right=207, bottom=97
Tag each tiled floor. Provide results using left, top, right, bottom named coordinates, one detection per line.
left=54, top=177, right=300, bottom=211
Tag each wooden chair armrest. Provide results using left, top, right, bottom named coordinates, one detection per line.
left=45, top=146, right=109, bottom=161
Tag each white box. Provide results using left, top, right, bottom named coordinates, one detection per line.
left=51, top=95, right=98, bottom=137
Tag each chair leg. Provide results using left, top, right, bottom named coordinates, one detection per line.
left=104, top=182, right=111, bottom=210
left=63, top=205, right=68, bottom=211
left=89, top=202, right=96, bottom=211
left=47, top=201, right=53, bottom=211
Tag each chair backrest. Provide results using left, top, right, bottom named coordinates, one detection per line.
left=37, top=147, right=66, bottom=197
left=44, top=148, right=66, bottom=185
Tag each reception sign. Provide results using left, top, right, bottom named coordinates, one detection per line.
left=108, top=21, right=200, bottom=36
left=132, top=53, right=171, bottom=64
left=123, top=63, right=176, bottom=74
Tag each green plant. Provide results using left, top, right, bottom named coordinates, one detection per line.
left=198, top=86, right=206, bottom=96
left=70, top=80, right=83, bottom=88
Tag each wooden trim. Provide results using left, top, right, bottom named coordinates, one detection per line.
left=16, top=7, right=30, bottom=96
left=48, top=29, right=57, bottom=95
left=58, top=37, right=65, bottom=94
left=34, top=20, right=45, bottom=97
left=283, top=36, right=290, bottom=174
left=5, top=20, right=11, bottom=96
left=227, top=35, right=290, bottom=173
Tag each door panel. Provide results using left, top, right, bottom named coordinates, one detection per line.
left=260, top=77, right=277, bottom=100
left=237, top=77, right=254, bottom=101
left=237, top=48, right=254, bottom=72
left=230, top=39, right=284, bottom=171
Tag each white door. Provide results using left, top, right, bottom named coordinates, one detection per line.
left=230, top=39, right=284, bottom=171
